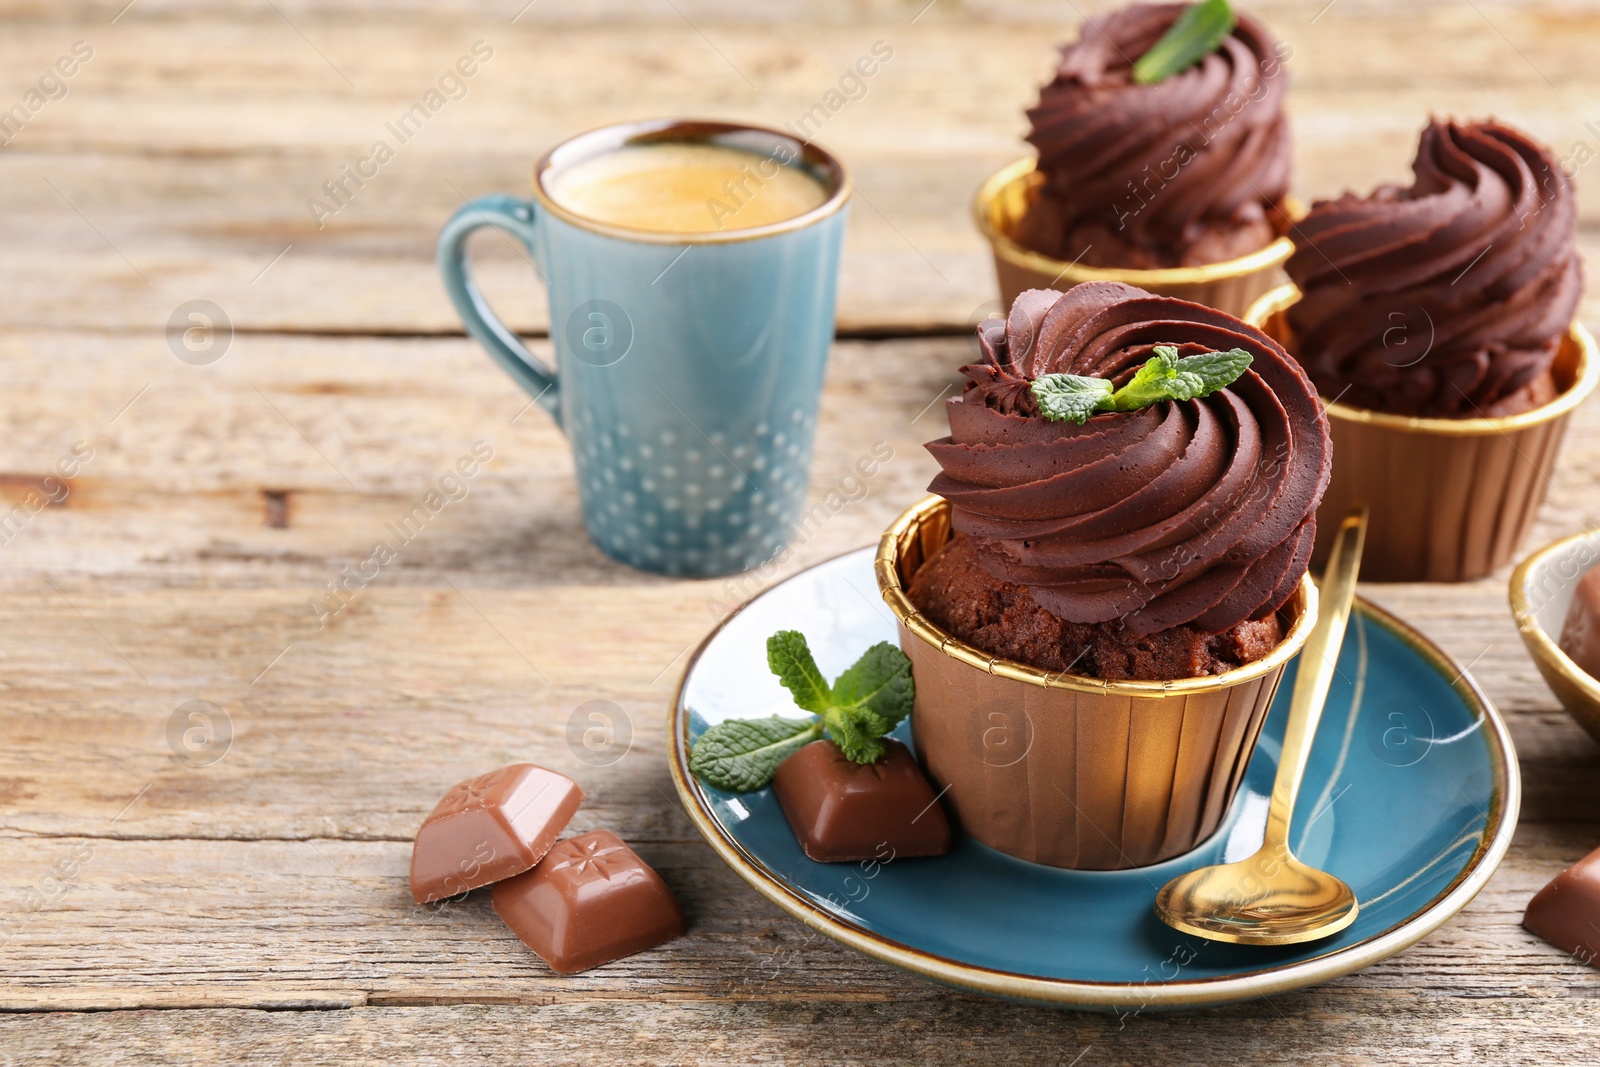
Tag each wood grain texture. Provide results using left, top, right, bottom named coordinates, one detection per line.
left=3, top=333, right=1600, bottom=1035
left=2, top=2, right=1600, bottom=333
left=5, top=996, right=1598, bottom=1067
left=4, top=0, right=1600, bottom=1062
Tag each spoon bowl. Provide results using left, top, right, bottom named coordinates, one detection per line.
left=1155, top=850, right=1358, bottom=945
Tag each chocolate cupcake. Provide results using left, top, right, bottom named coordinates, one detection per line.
left=1024, top=3, right=1291, bottom=268
left=876, top=282, right=1329, bottom=869
left=919, top=281, right=1327, bottom=677
left=975, top=3, right=1297, bottom=316
left=1252, top=117, right=1597, bottom=581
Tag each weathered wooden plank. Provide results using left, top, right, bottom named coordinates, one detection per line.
left=2, top=7, right=1600, bottom=332
left=0, top=333, right=1597, bottom=843
left=0, top=575, right=1593, bottom=840
left=1, top=330, right=1597, bottom=578
left=5, top=0, right=1600, bottom=1054
left=0, top=330, right=956, bottom=573
left=1, top=948, right=1599, bottom=1066
left=0, top=332, right=1598, bottom=1021
left=0, top=825, right=1595, bottom=1012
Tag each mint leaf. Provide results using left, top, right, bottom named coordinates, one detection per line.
left=1029, top=344, right=1252, bottom=422
left=830, top=641, right=915, bottom=729
left=1109, top=344, right=1253, bottom=410
left=767, top=630, right=832, bottom=713
left=1032, top=373, right=1116, bottom=425
left=824, top=640, right=914, bottom=765
left=1132, top=0, right=1236, bottom=85
left=825, top=704, right=891, bottom=765
left=1107, top=345, right=1181, bottom=411
left=689, top=634, right=919, bottom=790
left=1170, top=347, right=1253, bottom=399
left=689, top=715, right=823, bottom=792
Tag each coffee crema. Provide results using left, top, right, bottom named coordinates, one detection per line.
left=545, top=142, right=828, bottom=234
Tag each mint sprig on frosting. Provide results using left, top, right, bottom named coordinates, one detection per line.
left=1132, top=0, right=1237, bottom=85
left=1031, top=344, right=1252, bottom=425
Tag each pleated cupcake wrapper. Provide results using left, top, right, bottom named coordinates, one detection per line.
left=1248, top=286, right=1599, bottom=583
left=875, top=496, right=1317, bottom=871
left=974, top=158, right=1297, bottom=319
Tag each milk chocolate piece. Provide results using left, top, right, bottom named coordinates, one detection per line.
left=771, top=739, right=951, bottom=863
left=491, top=829, right=685, bottom=973
left=1524, top=844, right=1600, bottom=966
left=410, top=764, right=583, bottom=904
left=1559, top=567, right=1600, bottom=681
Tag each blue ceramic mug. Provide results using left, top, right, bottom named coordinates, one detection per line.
left=438, top=119, right=849, bottom=577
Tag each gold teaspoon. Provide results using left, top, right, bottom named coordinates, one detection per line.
left=1155, top=505, right=1368, bottom=946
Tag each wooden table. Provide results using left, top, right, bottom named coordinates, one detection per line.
left=3, top=1, right=1599, bottom=1062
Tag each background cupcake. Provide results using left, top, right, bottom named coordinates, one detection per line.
left=878, top=281, right=1329, bottom=868
left=1021, top=3, right=1291, bottom=268
left=1285, top=119, right=1580, bottom=418
left=976, top=2, right=1299, bottom=315
left=1260, top=117, right=1595, bottom=581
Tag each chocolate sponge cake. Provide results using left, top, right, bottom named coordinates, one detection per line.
left=909, top=534, right=1281, bottom=680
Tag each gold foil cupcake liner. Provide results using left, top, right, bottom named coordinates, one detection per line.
left=1247, top=285, right=1599, bottom=583
left=973, top=158, right=1298, bottom=318
left=875, top=496, right=1317, bottom=871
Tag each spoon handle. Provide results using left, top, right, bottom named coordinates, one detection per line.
left=1261, top=505, right=1368, bottom=852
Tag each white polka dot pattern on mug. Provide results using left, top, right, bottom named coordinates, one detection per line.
left=569, top=407, right=818, bottom=576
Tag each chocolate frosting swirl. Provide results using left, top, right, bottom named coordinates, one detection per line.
left=926, top=283, right=1330, bottom=636
left=1284, top=118, right=1581, bottom=418
left=1025, top=3, right=1290, bottom=265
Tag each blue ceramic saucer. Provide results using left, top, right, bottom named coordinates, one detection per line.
left=668, top=548, right=1520, bottom=1011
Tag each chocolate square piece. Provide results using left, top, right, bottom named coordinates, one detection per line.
left=771, top=739, right=951, bottom=863
left=410, top=764, right=583, bottom=904
left=491, top=829, right=685, bottom=973
left=1525, top=844, right=1600, bottom=966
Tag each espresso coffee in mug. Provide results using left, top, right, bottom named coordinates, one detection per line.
left=546, top=142, right=829, bottom=233
left=438, top=120, right=849, bottom=577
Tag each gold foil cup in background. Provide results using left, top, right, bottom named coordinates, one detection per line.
left=1247, top=285, right=1599, bottom=583
left=973, top=158, right=1298, bottom=318
left=875, top=496, right=1317, bottom=871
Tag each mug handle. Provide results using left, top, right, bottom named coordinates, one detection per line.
left=437, top=194, right=562, bottom=428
